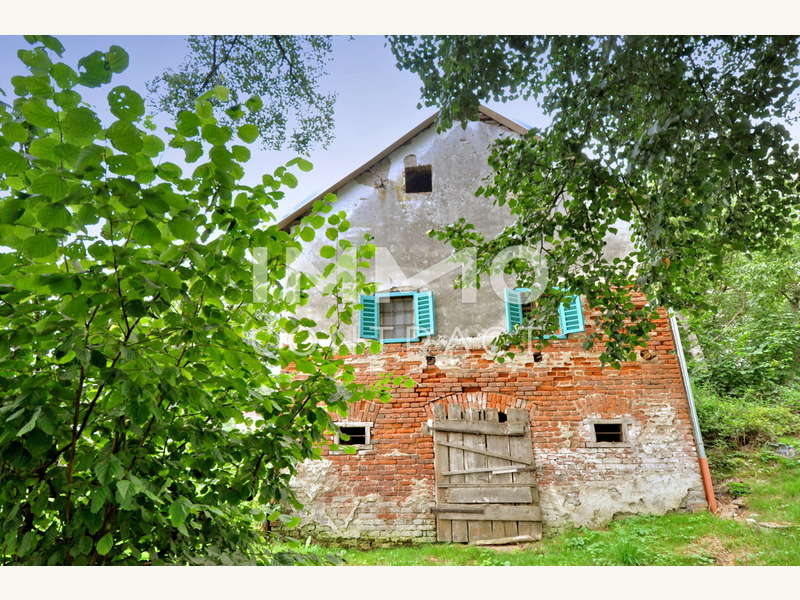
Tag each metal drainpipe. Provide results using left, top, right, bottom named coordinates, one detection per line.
left=669, top=314, right=717, bottom=513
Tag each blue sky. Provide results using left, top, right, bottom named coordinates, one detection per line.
left=0, top=35, right=551, bottom=220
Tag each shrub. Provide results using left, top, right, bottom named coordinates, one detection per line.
left=696, top=387, right=800, bottom=451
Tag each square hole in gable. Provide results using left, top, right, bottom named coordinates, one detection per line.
left=405, top=165, right=432, bottom=193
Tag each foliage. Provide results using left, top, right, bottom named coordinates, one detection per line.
left=0, top=36, right=392, bottom=565
left=695, top=387, right=800, bottom=454
left=685, top=237, right=800, bottom=394
left=147, top=35, right=335, bottom=153
left=389, top=35, right=800, bottom=365
left=727, top=482, right=752, bottom=498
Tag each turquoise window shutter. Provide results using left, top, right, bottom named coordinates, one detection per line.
left=504, top=288, right=525, bottom=332
left=558, top=293, right=585, bottom=335
left=359, top=294, right=379, bottom=339
left=414, top=291, right=436, bottom=337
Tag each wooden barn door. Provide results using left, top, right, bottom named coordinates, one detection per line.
left=432, top=404, right=542, bottom=544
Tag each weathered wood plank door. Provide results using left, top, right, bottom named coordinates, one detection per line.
left=432, top=404, right=542, bottom=544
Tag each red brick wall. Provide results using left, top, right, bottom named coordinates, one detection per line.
left=289, top=305, right=707, bottom=542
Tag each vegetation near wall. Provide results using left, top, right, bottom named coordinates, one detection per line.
left=688, top=239, right=800, bottom=471
left=0, top=37, right=391, bottom=565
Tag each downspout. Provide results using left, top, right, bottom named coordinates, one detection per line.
left=669, top=314, right=717, bottom=513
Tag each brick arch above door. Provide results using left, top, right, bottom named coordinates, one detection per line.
left=424, top=391, right=527, bottom=420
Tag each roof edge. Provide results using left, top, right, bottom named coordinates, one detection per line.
left=276, top=105, right=528, bottom=230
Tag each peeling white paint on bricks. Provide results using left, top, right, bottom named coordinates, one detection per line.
left=538, top=472, right=703, bottom=528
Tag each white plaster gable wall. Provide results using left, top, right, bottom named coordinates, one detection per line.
left=284, top=117, right=636, bottom=346
left=286, top=118, right=520, bottom=345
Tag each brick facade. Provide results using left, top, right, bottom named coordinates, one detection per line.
left=289, top=303, right=708, bottom=542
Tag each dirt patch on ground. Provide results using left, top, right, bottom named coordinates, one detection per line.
left=685, top=534, right=745, bottom=566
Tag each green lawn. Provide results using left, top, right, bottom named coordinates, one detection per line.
left=276, top=441, right=800, bottom=566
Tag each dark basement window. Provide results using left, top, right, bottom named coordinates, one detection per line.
left=338, top=426, right=367, bottom=445
left=594, top=422, right=624, bottom=443
left=405, top=165, right=432, bottom=193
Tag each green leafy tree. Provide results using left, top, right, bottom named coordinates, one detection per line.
left=0, top=36, right=390, bottom=565
left=147, top=35, right=335, bottom=153
left=685, top=236, right=800, bottom=394
left=389, top=35, right=800, bottom=365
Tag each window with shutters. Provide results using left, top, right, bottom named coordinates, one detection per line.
left=504, top=288, right=585, bottom=337
left=359, top=291, right=436, bottom=343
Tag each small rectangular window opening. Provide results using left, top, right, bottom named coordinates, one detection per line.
left=338, top=426, right=367, bottom=445
left=594, top=422, right=624, bottom=443
left=405, top=165, right=432, bottom=193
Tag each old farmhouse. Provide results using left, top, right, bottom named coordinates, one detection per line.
left=279, top=106, right=712, bottom=545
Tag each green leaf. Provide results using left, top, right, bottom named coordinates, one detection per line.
left=198, top=85, right=229, bottom=103
left=54, top=143, right=80, bottom=165
left=245, top=95, right=263, bottom=112
left=51, top=62, right=78, bottom=89
left=107, top=85, right=144, bottom=122
left=176, top=111, right=200, bottom=137
left=231, top=145, right=250, bottom=162
left=168, top=498, right=189, bottom=528
left=299, top=227, right=315, bottom=242
left=34, top=35, right=66, bottom=56
left=23, top=429, right=52, bottom=456
left=96, top=533, right=113, bottom=556
left=21, top=235, right=58, bottom=258
left=320, top=245, right=336, bottom=259
left=237, top=124, right=259, bottom=143
left=37, top=203, right=71, bottom=228
left=32, top=174, right=69, bottom=201
left=202, top=124, right=231, bottom=146
left=106, top=45, right=129, bottom=73
left=168, top=216, right=196, bottom=241
left=182, top=141, right=203, bottom=163
left=131, top=219, right=161, bottom=246
left=281, top=172, right=298, bottom=188
left=28, top=138, right=58, bottom=161
left=141, top=134, right=165, bottom=157
left=17, top=531, right=37, bottom=557
left=0, top=198, right=25, bottom=224
left=225, top=104, right=244, bottom=121
left=0, top=148, right=28, bottom=174
left=287, top=157, right=313, bottom=172
left=16, top=408, right=41, bottom=436
left=54, top=89, right=81, bottom=109
left=21, top=98, right=58, bottom=129
left=18, top=48, right=52, bottom=76
left=106, top=120, right=143, bottom=154
left=117, top=480, right=132, bottom=501
left=157, top=162, right=183, bottom=181
left=77, top=51, right=111, bottom=87
left=62, top=107, right=102, bottom=144
left=294, top=358, right=316, bottom=374
left=2, top=121, right=29, bottom=144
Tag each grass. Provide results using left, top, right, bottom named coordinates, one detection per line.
left=275, top=440, right=800, bottom=566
